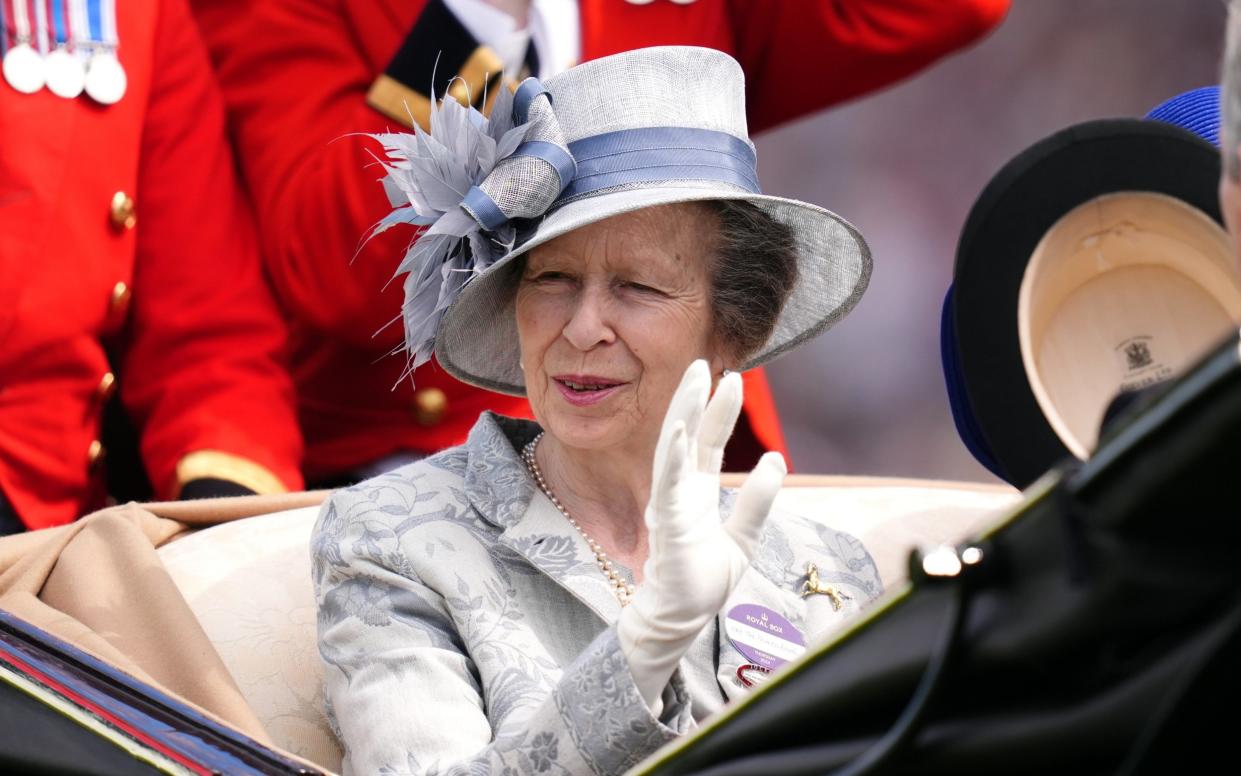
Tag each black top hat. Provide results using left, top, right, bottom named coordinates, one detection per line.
left=941, top=116, right=1237, bottom=487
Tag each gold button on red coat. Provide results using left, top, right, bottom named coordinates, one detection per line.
left=413, top=387, right=448, bottom=426
left=110, top=191, right=137, bottom=231
left=109, top=281, right=131, bottom=317
left=97, top=371, right=116, bottom=401
left=87, top=440, right=106, bottom=469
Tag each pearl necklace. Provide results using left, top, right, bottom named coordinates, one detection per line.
left=521, top=433, right=637, bottom=606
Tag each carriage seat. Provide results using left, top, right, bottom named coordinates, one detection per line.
left=157, top=477, right=1018, bottom=775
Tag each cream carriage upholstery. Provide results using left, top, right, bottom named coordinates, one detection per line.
left=157, top=477, right=1018, bottom=774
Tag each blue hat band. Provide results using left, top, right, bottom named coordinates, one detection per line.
left=557, top=126, right=761, bottom=203
left=464, top=126, right=761, bottom=232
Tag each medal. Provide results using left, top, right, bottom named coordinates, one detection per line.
left=44, top=46, right=84, bottom=98
left=43, top=0, right=84, bottom=98
left=82, top=0, right=123, bottom=104
left=84, top=49, right=124, bottom=104
left=3, top=0, right=47, bottom=94
left=3, top=43, right=45, bottom=94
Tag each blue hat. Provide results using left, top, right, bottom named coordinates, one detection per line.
left=1145, top=86, right=1220, bottom=147
left=940, top=105, right=1224, bottom=487
left=939, top=286, right=1006, bottom=480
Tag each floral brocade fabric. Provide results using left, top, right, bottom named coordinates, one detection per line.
left=312, top=413, right=881, bottom=776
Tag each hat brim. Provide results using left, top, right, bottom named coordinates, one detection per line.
left=436, top=184, right=871, bottom=395
left=949, top=118, right=1223, bottom=488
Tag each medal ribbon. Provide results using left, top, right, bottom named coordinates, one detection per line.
left=32, top=0, right=48, bottom=53
left=85, top=0, right=101, bottom=47
left=67, top=0, right=88, bottom=51
left=48, top=0, right=65, bottom=46
left=10, top=0, right=32, bottom=46
left=99, top=0, right=113, bottom=49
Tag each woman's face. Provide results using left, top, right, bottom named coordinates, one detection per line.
left=516, top=203, right=728, bottom=456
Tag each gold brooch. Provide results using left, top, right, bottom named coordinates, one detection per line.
left=801, top=562, right=852, bottom=611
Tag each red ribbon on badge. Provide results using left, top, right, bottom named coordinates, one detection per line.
left=736, top=663, right=772, bottom=688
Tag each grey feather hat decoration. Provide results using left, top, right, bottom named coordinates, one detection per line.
left=372, top=46, right=871, bottom=394
left=368, top=77, right=573, bottom=380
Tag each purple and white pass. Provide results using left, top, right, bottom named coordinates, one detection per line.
left=725, top=604, right=806, bottom=671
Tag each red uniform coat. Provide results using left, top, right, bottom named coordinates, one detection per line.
left=0, top=0, right=303, bottom=529
left=191, top=0, right=1008, bottom=481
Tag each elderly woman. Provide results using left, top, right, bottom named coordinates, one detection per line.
left=313, top=47, right=881, bottom=775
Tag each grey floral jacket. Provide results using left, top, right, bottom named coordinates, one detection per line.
left=312, top=413, right=881, bottom=776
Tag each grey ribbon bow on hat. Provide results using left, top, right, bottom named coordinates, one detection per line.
left=369, top=78, right=575, bottom=379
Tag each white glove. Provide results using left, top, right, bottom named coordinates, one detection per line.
left=617, top=360, right=788, bottom=712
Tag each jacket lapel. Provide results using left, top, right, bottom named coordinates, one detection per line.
left=496, top=491, right=624, bottom=623
left=461, top=414, right=623, bottom=624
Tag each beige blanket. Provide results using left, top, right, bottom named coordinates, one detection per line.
left=0, top=491, right=327, bottom=748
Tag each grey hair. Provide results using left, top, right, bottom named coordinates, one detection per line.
left=700, top=200, right=800, bottom=364
left=1224, top=0, right=1241, bottom=179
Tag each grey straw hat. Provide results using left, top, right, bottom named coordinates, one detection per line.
left=373, top=46, right=870, bottom=395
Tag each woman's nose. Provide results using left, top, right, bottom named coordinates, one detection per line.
left=562, top=289, right=616, bottom=351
